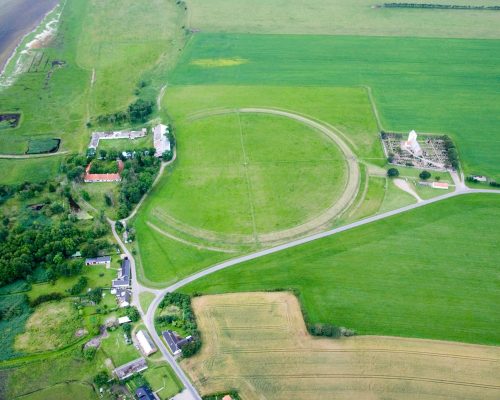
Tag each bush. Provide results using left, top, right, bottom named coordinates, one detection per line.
left=419, top=170, right=431, bottom=180
left=68, top=276, right=88, bottom=295
left=93, top=371, right=110, bottom=387
left=387, top=167, right=399, bottom=177
left=125, top=306, right=140, bottom=322
left=30, top=292, right=64, bottom=307
left=83, top=346, right=97, bottom=360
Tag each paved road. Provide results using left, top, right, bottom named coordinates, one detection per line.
left=108, top=146, right=499, bottom=400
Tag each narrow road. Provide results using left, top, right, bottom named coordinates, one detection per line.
left=105, top=126, right=499, bottom=400
left=0, top=150, right=68, bottom=159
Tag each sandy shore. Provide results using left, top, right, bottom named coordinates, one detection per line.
left=0, top=0, right=60, bottom=74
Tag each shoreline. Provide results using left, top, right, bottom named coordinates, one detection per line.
left=0, top=0, right=61, bottom=83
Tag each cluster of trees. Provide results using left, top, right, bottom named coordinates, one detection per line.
left=159, top=293, right=201, bottom=357
left=117, top=154, right=160, bottom=218
left=95, top=99, right=154, bottom=126
left=307, top=323, right=356, bottom=338
left=0, top=215, right=110, bottom=287
left=384, top=3, right=500, bottom=10
left=89, top=160, right=119, bottom=174
left=442, top=136, right=459, bottom=169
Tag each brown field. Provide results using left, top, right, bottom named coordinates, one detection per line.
left=183, top=292, right=500, bottom=400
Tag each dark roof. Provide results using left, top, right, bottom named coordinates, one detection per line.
left=85, top=256, right=111, bottom=264
left=113, top=357, right=147, bottom=380
left=162, top=330, right=193, bottom=354
left=112, top=258, right=131, bottom=288
left=136, top=386, right=155, bottom=400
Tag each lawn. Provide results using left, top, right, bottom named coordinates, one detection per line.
left=97, top=135, right=153, bottom=152
left=185, top=0, right=500, bottom=38
left=181, top=194, right=500, bottom=345
left=99, top=328, right=141, bottom=367
left=143, top=365, right=183, bottom=399
left=139, top=292, right=156, bottom=313
left=172, top=34, right=500, bottom=179
left=183, top=292, right=500, bottom=400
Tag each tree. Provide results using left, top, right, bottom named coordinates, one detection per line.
left=125, top=306, right=140, bottom=322
left=93, top=371, right=109, bottom=387
left=387, top=168, right=399, bottom=178
left=81, top=191, right=91, bottom=201
left=122, top=322, right=132, bottom=337
left=115, top=220, right=124, bottom=232
left=99, top=149, right=107, bottom=159
left=419, top=170, right=431, bottom=180
left=162, top=150, right=173, bottom=162
left=128, top=99, right=154, bottom=123
left=83, top=346, right=97, bottom=360
left=104, top=193, right=113, bottom=207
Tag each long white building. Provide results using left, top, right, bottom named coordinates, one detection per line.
left=153, top=124, right=171, bottom=157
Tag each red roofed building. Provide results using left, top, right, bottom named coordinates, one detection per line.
left=84, top=160, right=124, bottom=183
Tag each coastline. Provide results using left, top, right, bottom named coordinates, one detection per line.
left=0, top=0, right=60, bottom=82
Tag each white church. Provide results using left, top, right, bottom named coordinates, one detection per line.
left=402, top=130, right=422, bottom=156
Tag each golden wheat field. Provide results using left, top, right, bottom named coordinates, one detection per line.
left=182, top=292, right=500, bottom=400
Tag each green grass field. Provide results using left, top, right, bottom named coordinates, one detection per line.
left=0, top=157, right=63, bottom=184
left=14, top=382, right=96, bottom=400
left=172, top=34, right=500, bottom=179
left=97, top=135, right=153, bottom=152
left=0, top=0, right=186, bottom=183
left=182, top=194, right=500, bottom=345
left=185, top=0, right=500, bottom=38
left=100, top=328, right=140, bottom=366
left=143, top=365, right=183, bottom=399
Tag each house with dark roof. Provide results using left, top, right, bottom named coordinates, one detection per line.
left=85, top=256, right=111, bottom=266
left=112, top=258, right=131, bottom=288
left=135, top=385, right=156, bottom=400
left=162, top=330, right=193, bottom=355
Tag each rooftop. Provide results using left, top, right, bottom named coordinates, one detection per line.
left=113, top=357, right=147, bottom=380
left=136, top=386, right=155, bottom=400
left=85, top=256, right=111, bottom=264
left=162, top=330, right=193, bottom=355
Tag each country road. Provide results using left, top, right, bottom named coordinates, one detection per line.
left=104, top=117, right=500, bottom=400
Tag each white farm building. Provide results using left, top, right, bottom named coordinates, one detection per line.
left=136, top=330, right=157, bottom=356
left=153, top=124, right=171, bottom=157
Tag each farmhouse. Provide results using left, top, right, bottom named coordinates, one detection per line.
left=153, top=124, right=171, bottom=157
left=117, top=289, right=131, bottom=308
left=136, top=330, right=157, bottom=356
left=85, top=256, right=111, bottom=266
left=162, top=330, right=193, bottom=355
left=84, top=160, right=124, bottom=183
left=112, top=257, right=131, bottom=288
left=113, top=357, right=148, bottom=380
left=88, top=129, right=147, bottom=149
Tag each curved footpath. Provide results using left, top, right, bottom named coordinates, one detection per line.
left=108, top=135, right=500, bottom=399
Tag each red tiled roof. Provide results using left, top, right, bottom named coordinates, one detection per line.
left=84, top=160, right=124, bottom=182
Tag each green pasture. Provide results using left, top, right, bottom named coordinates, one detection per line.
left=0, top=157, right=63, bottom=185
left=14, top=382, right=96, bottom=400
left=182, top=194, right=500, bottom=345
left=172, top=34, right=500, bottom=179
left=2, top=351, right=108, bottom=399
left=147, top=111, right=346, bottom=237
left=186, top=0, right=500, bottom=38
left=139, top=292, right=156, bottom=313
left=77, top=0, right=185, bottom=116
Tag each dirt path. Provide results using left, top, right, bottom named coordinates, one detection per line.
left=393, top=178, right=423, bottom=202
left=157, top=84, right=168, bottom=111
left=0, top=151, right=68, bottom=159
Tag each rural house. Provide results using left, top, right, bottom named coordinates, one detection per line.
left=85, top=256, right=111, bottom=266
left=162, top=330, right=193, bottom=356
left=113, top=357, right=148, bottom=380
left=153, top=124, right=171, bottom=157
left=135, top=386, right=156, bottom=400
left=112, top=258, right=131, bottom=288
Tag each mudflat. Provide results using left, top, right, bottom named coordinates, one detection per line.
left=0, top=0, right=59, bottom=72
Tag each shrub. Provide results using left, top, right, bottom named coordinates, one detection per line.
left=387, top=167, right=399, bottom=177
left=419, top=170, right=431, bottom=180
left=30, top=292, right=64, bottom=307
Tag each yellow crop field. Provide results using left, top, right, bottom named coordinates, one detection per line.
left=184, top=292, right=500, bottom=399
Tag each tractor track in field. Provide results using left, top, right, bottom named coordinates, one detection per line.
left=215, top=373, right=500, bottom=390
